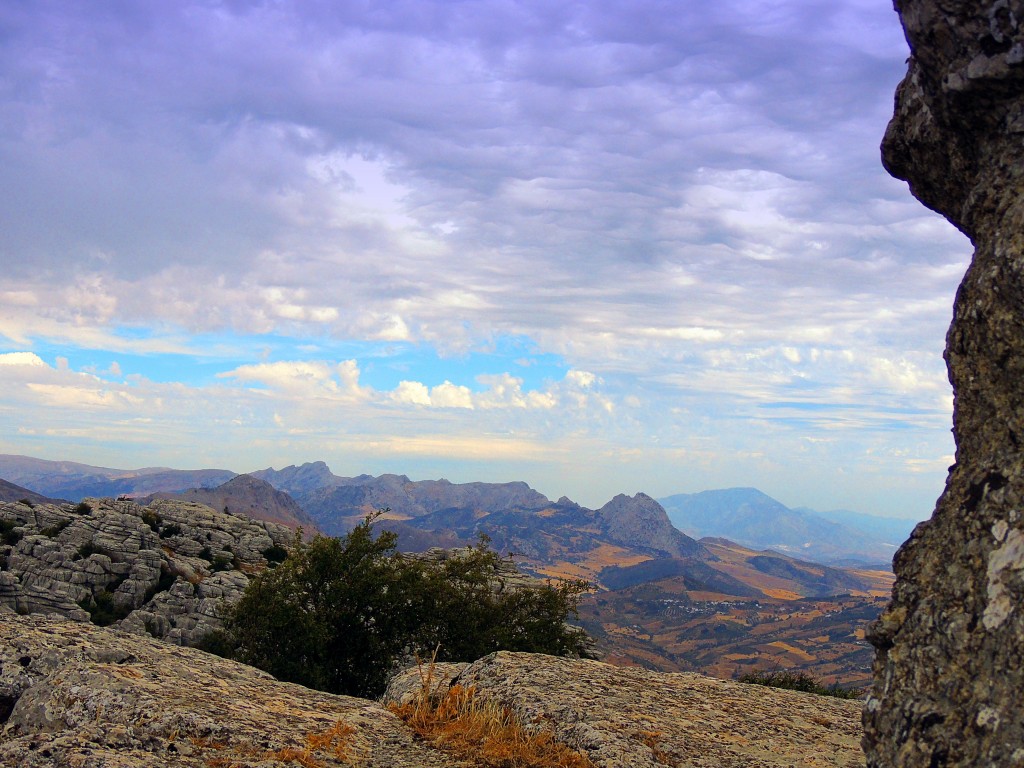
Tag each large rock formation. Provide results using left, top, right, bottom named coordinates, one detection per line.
left=864, top=2, right=1024, bottom=766
left=0, top=613, right=469, bottom=768
left=0, top=612, right=864, bottom=768
left=0, top=497, right=293, bottom=646
left=385, top=651, right=865, bottom=767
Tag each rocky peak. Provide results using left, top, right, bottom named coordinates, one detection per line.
left=595, top=492, right=706, bottom=559
left=864, top=3, right=1024, bottom=766
left=251, top=460, right=341, bottom=495
left=145, top=473, right=319, bottom=533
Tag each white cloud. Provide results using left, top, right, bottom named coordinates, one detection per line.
left=391, top=380, right=432, bottom=406
left=0, top=352, right=46, bottom=367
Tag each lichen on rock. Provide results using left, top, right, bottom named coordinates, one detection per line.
left=864, top=1, right=1024, bottom=766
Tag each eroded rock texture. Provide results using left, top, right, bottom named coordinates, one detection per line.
left=385, top=652, right=864, bottom=768
left=864, top=1, right=1024, bottom=766
left=0, top=613, right=469, bottom=767
left=0, top=497, right=293, bottom=646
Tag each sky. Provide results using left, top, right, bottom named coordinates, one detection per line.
left=0, top=1, right=970, bottom=520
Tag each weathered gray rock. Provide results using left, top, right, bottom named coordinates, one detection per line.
left=864, top=2, right=1024, bottom=766
left=385, top=651, right=864, bottom=768
left=0, top=497, right=292, bottom=646
left=0, top=613, right=469, bottom=767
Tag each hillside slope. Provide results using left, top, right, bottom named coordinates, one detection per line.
left=660, top=487, right=899, bottom=565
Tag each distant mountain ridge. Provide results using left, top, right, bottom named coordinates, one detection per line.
left=0, top=454, right=908, bottom=571
left=0, top=454, right=234, bottom=501
left=659, top=487, right=906, bottom=566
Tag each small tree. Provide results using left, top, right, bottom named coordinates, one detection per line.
left=222, top=514, right=592, bottom=698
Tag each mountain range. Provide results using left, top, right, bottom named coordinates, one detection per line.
left=0, top=454, right=914, bottom=569
left=0, top=453, right=902, bottom=684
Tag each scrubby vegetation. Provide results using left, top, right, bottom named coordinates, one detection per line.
left=141, top=509, right=162, bottom=533
left=738, top=669, right=863, bottom=699
left=390, top=656, right=595, bottom=768
left=215, top=513, right=593, bottom=698
left=0, top=519, right=22, bottom=546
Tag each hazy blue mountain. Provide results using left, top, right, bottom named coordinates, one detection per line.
left=0, top=454, right=235, bottom=501
left=659, top=487, right=898, bottom=567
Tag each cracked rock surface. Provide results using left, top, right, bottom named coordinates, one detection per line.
left=865, top=1, right=1024, bottom=766
left=0, top=497, right=292, bottom=646
left=386, top=651, right=864, bottom=768
left=0, top=612, right=469, bottom=768
left=1, top=614, right=866, bottom=768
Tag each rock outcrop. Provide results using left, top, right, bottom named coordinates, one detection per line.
left=864, top=2, right=1024, bottom=766
left=0, top=497, right=292, bottom=646
left=0, top=613, right=864, bottom=768
left=0, top=613, right=468, bottom=768
left=386, top=651, right=865, bottom=767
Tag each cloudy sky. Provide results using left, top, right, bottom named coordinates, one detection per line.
left=0, top=1, right=969, bottom=519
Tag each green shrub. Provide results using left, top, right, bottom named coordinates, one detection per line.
left=0, top=519, right=22, bottom=546
left=17, top=498, right=34, bottom=508
left=260, top=544, right=289, bottom=566
left=218, top=514, right=593, bottom=698
left=80, top=589, right=132, bottom=627
left=75, top=542, right=103, bottom=560
left=141, top=510, right=162, bottom=533
left=738, top=669, right=863, bottom=699
left=211, top=554, right=234, bottom=572
left=143, top=569, right=177, bottom=603
left=74, top=502, right=92, bottom=515
left=159, top=523, right=183, bottom=539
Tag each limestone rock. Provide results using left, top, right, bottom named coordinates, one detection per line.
left=865, top=2, right=1024, bottom=766
left=385, top=651, right=864, bottom=768
left=0, top=497, right=292, bottom=646
left=0, top=613, right=468, bottom=767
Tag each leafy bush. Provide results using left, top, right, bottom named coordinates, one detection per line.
left=141, top=510, right=162, bottom=533
left=75, top=542, right=103, bottom=560
left=17, top=498, right=34, bottom=508
left=159, top=523, right=183, bottom=539
left=143, top=569, right=177, bottom=603
left=218, top=514, right=593, bottom=698
left=74, top=502, right=92, bottom=515
left=80, top=589, right=132, bottom=627
left=261, top=543, right=289, bottom=566
left=0, top=519, right=22, bottom=546
left=738, top=669, right=863, bottom=699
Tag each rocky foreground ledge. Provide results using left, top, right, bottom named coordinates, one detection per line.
left=0, top=612, right=864, bottom=768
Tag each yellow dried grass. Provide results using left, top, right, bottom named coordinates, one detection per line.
left=389, top=654, right=595, bottom=768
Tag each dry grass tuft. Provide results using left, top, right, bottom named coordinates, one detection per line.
left=389, top=654, right=595, bottom=768
left=199, top=719, right=355, bottom=767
